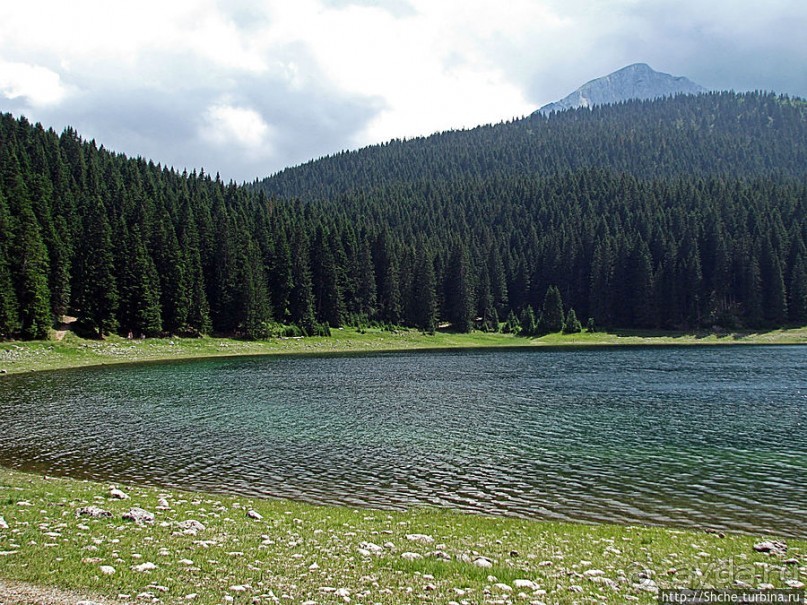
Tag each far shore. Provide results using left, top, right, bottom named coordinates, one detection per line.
left=1, top=325, right=806, bottom=375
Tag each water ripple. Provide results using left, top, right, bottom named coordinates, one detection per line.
left=0, top=346, right=805, bottom=537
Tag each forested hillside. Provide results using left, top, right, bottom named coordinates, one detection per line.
left=258, top=92, right=807, bottom=200
left=1, top=91, right=806, bottom=341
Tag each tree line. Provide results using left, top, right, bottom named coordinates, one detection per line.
left=0, top=91, right=805, bottom=341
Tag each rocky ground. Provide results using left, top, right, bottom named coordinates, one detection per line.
left=0, top=469, right=804, bottom=604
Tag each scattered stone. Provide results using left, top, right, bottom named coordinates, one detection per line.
left=309, top=562, right=319, bottom=570
left=401, top=552, right=423, bottom=561
left=230, top=585, right=247, bottom=592
left=568, top=585, right=584, bottom=593
left=246, top=510, right=263, bottom=520
left=633, top=579, right=659, bottom=593
left=473, top=557, right=493, bottom=568
left=493, top=583, right=513, bottom=592
left=584, top=569, right=605, bottom=577
left=157, top=497, right=171, bottom=510
left=753, top=541, right=787, bottom=555
left=0, top=516, right=8, bottom=529
left=176, top=519, right=206, bottom=532
left=77, top=601, right=105, bottom=605
left=513, top=579, right=539, bottom=590
left=122, top=507, right=154, bottom=525
left=785, top=580, right=805, bottom=589
left=76, top=506, right=112, bottom=519
left=99, top=565, right=116, bottom=575
left=359, top=541, right=384, bottom=555
left=132, top=561, right=157, bottom=572
left=109, top=486, right=129, bottom=500
left=406, top=533, right=434, bottom=544
left=428, top=550, right=451, bottom=561
left=783, top=558, right=800, bottom=565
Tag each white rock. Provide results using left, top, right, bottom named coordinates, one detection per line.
left=132, top=562, right=157, bottom=572
left=359, top=541, right=384, bottom=554
left=76, top=506, right=112, bottom=519
left=494, top=583, right=513, bottom=592
left=406, top=533, right=434, bottom=544
left=785, top=580, right=805, bottom=589
left=109, top=486, right=129, bottom=500
left=122, top=507, right=154, bottom=525
left=156, top=498, right=171, bottom=510
left=176, top=519, right=205, bottom=532
left=473, top=557, right=493, bottom=568
left=229, top=585, right=247, bottom=592
left=99, top=565, right=116, bottom=575
left=246, top=510, right=263, bottom=520
left=513, top=579, right=539, bottom=590
left=584, top=569, right=605, bottom=577
left=309, top=562, right=319, bottom=570
left=0, top=516, right=8, bottom=529
left=401, top=552, right=423, bottom=561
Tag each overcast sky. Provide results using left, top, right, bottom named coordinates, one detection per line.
left=1, top=0, right=805, bottom=182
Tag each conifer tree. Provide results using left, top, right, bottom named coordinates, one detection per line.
left=411, top=248, right=437, bottom=334
left=76, top=198, right=118, bottom=336
left=541, top=285, right=565, bottom=333
left=563, top=308, right=582, bottom=333
left=444, top=242, right=474, bottom=333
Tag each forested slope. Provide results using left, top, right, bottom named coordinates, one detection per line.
left=258, top=92, right=807, bottom=200
left=1, top=91, right=806, bottom=341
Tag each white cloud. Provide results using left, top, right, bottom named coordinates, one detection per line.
left=203, top=103, right=273, bottom=151
left=0, top=0, right=804, bottom=181
left=0, top=61, right=69, bottom=106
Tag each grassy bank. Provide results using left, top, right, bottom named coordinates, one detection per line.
left=0, top=468, right=803, bottom=604
left=2, top=325, right=806, bottom=375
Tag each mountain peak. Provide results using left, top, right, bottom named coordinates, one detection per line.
left=536, top=63, right=706, bottom=115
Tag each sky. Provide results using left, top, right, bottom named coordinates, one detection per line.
left=1, top=0, right=805, bottom=182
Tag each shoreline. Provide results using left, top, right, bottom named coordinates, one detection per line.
left=0, top=467, right=803, bottom=605
left=2, top=325, right=806, bottom=376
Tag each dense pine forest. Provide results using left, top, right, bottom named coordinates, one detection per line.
left=1, top=91, right=806, bottom=341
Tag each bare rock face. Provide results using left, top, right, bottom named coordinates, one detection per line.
left=122, top=507, right=155, bottom=525
left=536, top=63, right=706, bottom=116
left=76, top=506, right=112, bottom=519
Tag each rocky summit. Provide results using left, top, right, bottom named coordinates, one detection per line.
left=536, top=63, right=706, bottom=115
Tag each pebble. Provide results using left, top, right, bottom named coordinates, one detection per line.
left=247, top=510, right=263, bottom=520
left=99, top=565, right=116, bottom=575
left=0, top=516, right=8, bottom=529
left=786, top=580, right=805, bottom=589
left=513, top=579, right=539, bottom=590
left=401, top=552, right=423, bottom=561
left=132, top=562, right=157, bottom=572
left=473, top=557, right=493, bottom=568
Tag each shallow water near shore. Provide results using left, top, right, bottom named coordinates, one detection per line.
left=1, top=345, right=805, bottom=536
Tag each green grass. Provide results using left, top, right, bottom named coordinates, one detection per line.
left=0, top=468, right=803, bottom=604
left=1, top=325, right=806, bottom=375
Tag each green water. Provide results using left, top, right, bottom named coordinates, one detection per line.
left=1, top=346, right=804, bottom=536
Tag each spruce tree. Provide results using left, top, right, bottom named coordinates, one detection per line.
left=541, top=285, right=565, bottom=333
left=77, top=198, right=118, bottom=336
left=563, top=308, right=582, bottom=333
left=444, top=242, right=474, bottom=333
left=411, top=248, right=437, bottom=334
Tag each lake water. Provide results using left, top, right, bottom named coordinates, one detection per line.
left=1, top=346, right=805, bottom=536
